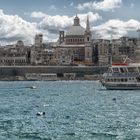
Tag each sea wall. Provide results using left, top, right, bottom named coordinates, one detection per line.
left=0, top=66, right=108, bottom=80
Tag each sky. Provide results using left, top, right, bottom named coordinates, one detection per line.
left=0, top=0, right=139, bottom=45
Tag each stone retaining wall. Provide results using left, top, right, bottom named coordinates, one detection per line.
left=0, top=66, right=108, bottom=77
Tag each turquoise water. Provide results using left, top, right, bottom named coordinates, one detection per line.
left=0, top=81, right=140, bottom=140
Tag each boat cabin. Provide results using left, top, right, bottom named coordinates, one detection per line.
left=108, top=66, right=140, bottom=75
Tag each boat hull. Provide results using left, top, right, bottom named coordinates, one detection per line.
left=102, top=83, right=140, bottom=90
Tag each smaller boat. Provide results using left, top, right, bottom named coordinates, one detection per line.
left=100, top=63, right=140, bottom=90
left=36, top=112, right=45, bottom=116
left=30, top=86, right=36, bottom=89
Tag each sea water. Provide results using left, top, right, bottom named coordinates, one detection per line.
left=0, top=81, right=140, bottom=140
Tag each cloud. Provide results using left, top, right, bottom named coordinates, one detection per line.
left=76, top=0, right=122, bottom=11
left=31, top=11, right=46, bottom=18
left=77, top=12, right=102, bottom=28
left=38, top=15, right=73, bottom=33
left=0, top=9, right=102, bottom=44
left=0, top=10, right=39, bottom=45
left=93, top=19, right=140, bottom=39
left=32, top=11, right=101, bottom=33
left=1, top=8, right=139, bottom=45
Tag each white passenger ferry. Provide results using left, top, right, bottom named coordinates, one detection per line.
left=100, top=63, right=140, bottom=90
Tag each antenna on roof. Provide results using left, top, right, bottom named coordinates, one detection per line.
left=137, top=27, right=140, bottom=39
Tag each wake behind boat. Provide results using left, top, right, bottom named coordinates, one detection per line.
left=100, top=63, right=140, bottom=90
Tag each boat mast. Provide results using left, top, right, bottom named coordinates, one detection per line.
left=108, top=35, right=113, bottom=66
left=137, top=27, right=140, bottom=46
left=137, top=27, right=140, bottom=38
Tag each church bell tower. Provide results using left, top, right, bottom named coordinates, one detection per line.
left=84, top=16, right=93, bottom=63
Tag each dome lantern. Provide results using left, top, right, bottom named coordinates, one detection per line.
left=74, top=15, right=80, bottom=26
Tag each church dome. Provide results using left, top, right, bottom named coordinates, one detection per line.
left=16, top=40, right=24, bottom=47
left=66, top=15, right=85, bottom=36
left=66, top=26, right=85, bottom=36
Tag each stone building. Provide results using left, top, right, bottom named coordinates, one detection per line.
left=94, top=39, right=109, bottom=66
left=0, top=40, right=30, bottom=66
left=97, top=37, right=137, bottom=66
left=30, top=34, right=72, bottom=66
left=57, top=15, right=93, bottom=66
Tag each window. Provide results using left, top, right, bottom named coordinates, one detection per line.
left=116, top=78, right=120, bottom=82
left=127, top=67, right=138, bottom=73
left=87, top=52, right=90, bottom=58
left=87, top=37, right=89, bottom=41
left=120, top=67, right=127, bottom=73
left=113, top=68, right=119, bottom=73
left=121, top=78, right=124, bottom=82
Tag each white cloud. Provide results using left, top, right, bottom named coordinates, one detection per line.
left=38, top=15, right=73, bottom=32
left=0, top=9, right=102, bottom=44
left=31, top=11, right=46, bottom=18
left=2, top=8, right=139, bottom=45
left=77, top=12, right=102, bottom=28
left=76, top=0, right=122, bottom=11
left=0, top=10, right=39, bottom=45
left=33, top=11, right=101, bottom=32
left=93, top=19, right=140, bottom=39
left=30, top=11, right=102, bottom=42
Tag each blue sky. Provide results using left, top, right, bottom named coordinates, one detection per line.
left=0, top=0, right=139, bottom=45
left=1, top=0, right=139, bottom=19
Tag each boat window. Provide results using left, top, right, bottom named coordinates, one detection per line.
left=116, top=78, right=120, bottom=82
left=138, top=67, right=140, bottom=72
left=114, top=78, right=116, bottom=82
left=136, top=77, right=140, bottom=82
left=112, top=68, right=119, bottom=73
left=129, top=77, right=135, bottom=81
left=120, top=67, right=127, bottom=73
left=121, top=78, right=124, bottom=82
left=127, top=67, right=138, bottom=73
left=124, top=78, right=127, bottom=82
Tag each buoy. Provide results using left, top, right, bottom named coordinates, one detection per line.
left=112, top=98, right=116, bottom=101
left=65, top=115, right=70, bottom=119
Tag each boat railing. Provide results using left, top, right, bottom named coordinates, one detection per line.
left=112, top=73, right=139, bottom=76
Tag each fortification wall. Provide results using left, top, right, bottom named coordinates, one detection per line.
left=0, top=66, right=108, bottom=77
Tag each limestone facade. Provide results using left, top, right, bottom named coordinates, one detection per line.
left=58, top=15, right=93, bottom=65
